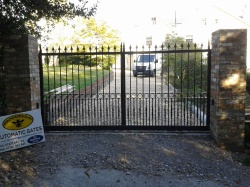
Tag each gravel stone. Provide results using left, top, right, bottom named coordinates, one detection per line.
left=0, top=133, right=249, bottom=187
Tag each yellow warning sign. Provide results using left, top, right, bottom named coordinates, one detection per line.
left=2, top=114, right=33, bottom=130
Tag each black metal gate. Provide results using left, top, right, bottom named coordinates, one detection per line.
left=39, top=44, right=211, bottom=131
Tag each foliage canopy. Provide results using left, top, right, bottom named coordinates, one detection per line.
left=45, top=17, right=120, bottom=48
left=0, top=0, right=98, bottom=36
left=42, top=17, right=121, bottom=70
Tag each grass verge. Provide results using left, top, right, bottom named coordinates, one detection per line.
left=43, top=66, right=110, bottom=92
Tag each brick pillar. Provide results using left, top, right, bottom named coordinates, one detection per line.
left=210, top=29, right=247, bottom=151
left=4, top=35, right=40, bottom=114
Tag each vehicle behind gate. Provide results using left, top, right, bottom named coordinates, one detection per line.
left=132, top=54, right=162, bottom=77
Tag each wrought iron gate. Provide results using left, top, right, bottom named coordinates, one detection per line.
left=39, top=44, right=211, bottom=131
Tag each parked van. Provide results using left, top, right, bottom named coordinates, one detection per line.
left=132, top=54, right=162, bottom=77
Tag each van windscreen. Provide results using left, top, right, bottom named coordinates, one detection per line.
left=137, top=55, right=155, bottom=62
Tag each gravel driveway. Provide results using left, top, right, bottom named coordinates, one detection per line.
left=0, top=133, right=249, bottom=187
left=98, top=69, right=206, bottom=127
left=49, top=69, right=206, bottom=127
left=102, top=69, right=176, bottom=94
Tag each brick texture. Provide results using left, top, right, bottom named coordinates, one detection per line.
left=4, top=35, right=40, bottom=114
left=210, top=29, right=246, bottom=151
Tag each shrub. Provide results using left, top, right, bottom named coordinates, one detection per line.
left=163, top=51, right=208, bottom=93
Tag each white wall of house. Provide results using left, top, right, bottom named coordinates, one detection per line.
left=177, top=5, right=250, bottom=68
left=127, top=4, right=250, bottom=68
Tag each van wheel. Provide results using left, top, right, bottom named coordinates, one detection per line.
left=151, top=70, right=155, bottom=77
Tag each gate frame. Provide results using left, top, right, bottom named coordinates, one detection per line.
left=39, top=44, right=211, bottom=132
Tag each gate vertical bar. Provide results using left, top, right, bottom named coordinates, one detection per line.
left=121, top=43, right=126, bottom=126
left=39, top=46, right=45, bottom=124
left=206, top=43, right=211, bottom=128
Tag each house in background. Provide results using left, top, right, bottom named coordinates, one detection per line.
left=177, top=4, right=250, bottom=67
left=177, top=5, right=250, bottom=43
left=126, top=3, right=250, bottom=67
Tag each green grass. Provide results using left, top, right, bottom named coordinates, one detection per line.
left=43, top=65, right=110, bottom=92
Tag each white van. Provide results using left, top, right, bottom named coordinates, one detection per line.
left=132, top=54, right=162, bottom=77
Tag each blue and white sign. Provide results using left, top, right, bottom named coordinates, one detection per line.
left=0, top=109, right=45, bottom=153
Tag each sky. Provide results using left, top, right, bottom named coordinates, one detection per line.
left=94, top=0, right=250, bottom=40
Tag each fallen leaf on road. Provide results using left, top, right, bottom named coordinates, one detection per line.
left=235, top=178, right=241, bottom=184
left=85, top=167, right=91, bottom=178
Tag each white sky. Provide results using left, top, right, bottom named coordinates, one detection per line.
left=95, top=0, right=250, bottom=38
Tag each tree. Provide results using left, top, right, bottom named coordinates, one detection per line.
left=43, top=17, right=121, bottom=69
left=0, top=0, right=98, bottom=36
left=0, top=0, right=98, bottom=115
left=45, top=17, right=120, bottom=48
